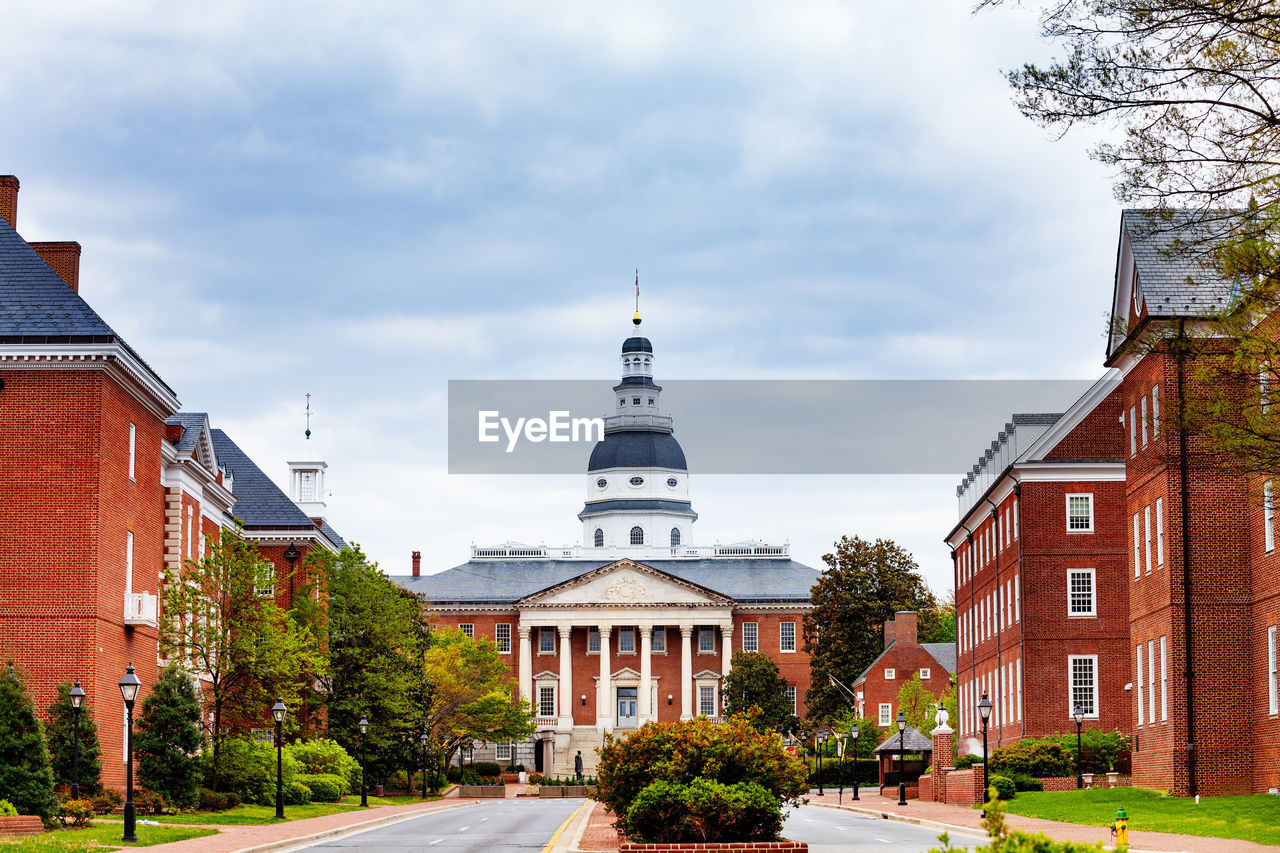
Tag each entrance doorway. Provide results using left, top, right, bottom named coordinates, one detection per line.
left=534, top=738, right=545, bottom=773
left=617, top=687, right=638, bottom=727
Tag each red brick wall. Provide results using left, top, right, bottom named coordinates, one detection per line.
left=857, top=643, right=952, bottom=728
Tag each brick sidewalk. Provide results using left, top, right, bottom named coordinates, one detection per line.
left=804, top=790, right=1280, bottom=852
left=575, top=800, right=619, bottom=852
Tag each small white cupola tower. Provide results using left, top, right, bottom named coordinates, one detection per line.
left=288, top=393, right=329, bottom=520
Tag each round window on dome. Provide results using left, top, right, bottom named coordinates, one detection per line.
left=629, top=476, right=645, bottom=487
left=596, top=478, right=608, bottom=490
left=667, top=477, right=678, bottom=488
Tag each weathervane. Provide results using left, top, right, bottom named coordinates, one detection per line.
left=633, top=269, right=641, bottom=326
left=305, top=393, right=312, bottom=440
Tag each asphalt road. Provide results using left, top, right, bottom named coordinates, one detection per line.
left=297, top=798, right=585, bottom=853
left=782, top=803, right=986, bottom=852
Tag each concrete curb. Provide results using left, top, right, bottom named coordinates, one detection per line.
left=564, top=800, right=601, bottom=853
left=230, top=801, right=478, bottom=853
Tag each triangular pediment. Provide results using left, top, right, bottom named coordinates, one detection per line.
left=692, top=669, right=722, bottom=680
left=518, top=559, right=732, bottom=608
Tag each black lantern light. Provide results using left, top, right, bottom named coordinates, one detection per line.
left=978, top=693, right=993, bottom=805
left=69, top=681, right=86, bottom=800
left=118, top=664, right=142, bottom=843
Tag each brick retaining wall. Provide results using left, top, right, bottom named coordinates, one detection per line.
left=0, top=816, right=43, bottom=837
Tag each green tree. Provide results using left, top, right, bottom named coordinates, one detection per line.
left=135, top=666, right=205, bottom=808
left=919, top=591, right=956, bottom=645
left=804, top=536, right=937, bottom=719
left=305, top=545, right=431, bottom=783
left=0, top=665, right=55, bottom=819
left=46, top=682, right=102, bottom=796
left=894, top=674, right=955, bottom=738
left=422, top=626, right=536, bottom=768
left=159, top=527, right=322, bottom=791
left=721, top=651, right=797, bottom=734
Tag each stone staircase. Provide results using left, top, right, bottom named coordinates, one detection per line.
left=558, top=727, right=606, bottom=776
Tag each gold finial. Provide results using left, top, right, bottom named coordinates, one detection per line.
left=633, top=270, right=642, bottom=326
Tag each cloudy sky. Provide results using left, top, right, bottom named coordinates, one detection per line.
left=2, top=1, right=1121, bottom=593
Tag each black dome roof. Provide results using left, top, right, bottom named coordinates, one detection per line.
left=588, top=430, right=687, bottom=472
left=622, top=336, right=653, bottom=354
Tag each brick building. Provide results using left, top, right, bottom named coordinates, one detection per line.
left=0, top=176, right=346, bottom=789
left=852, top=611, right=956, bottom=727
left=945, top=375, right=1130, bottom=756
left=395, top=312, right=818, bottom=775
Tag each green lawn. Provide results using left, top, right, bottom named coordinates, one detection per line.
left=0, top=822, right=216, bottom=851
left=339, top=794, right=439, bottom=806
left=97, top=802, right=360, bottom=826
left=1000, top=787, right=1280, bottom=846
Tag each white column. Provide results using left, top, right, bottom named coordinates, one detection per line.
left=518, top=626, right=532, bottom=706
left=680, top=624, right=694, bottom=720
left=558, top=625, right=574, bottom=724
left=639, top=625, right=653, bottom=724
left=720, top=623, right=734, bottom=678
left=597, top=624, right=613, bottom=731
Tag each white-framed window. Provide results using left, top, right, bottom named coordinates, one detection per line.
left=920, top=667, right=931, bottom=680
left=1147, top=639, right=1156, bottom=725
left=742, top=622, right=759, bottom=652
left=1067, top=494, right=1094, bottom=532
left=1140, top=396, right=1149, bottom=446
left=1129, top=405, right=1137, bottom=456
left=1264, top=365, right=1272, bottom=415
left=1152, top=384, right=1160, bottom=436
left=779, top=621, right=796, bottom=653
left=699, top=685, right=717, bottom=716
left=539, top=626, right=555, bottom=653
left=1067, top=569, right=1095, bottom=616
left=258, top=561, right=275, bottom=598
left=460, top=623, right=475, bottom=638
left=884, top=667, right=896, bottom=680
left=496, top=742, right=512, bottom=762
left=698, top=626, right=715, bottom=653
left=1267, top=481, right=1276, bottom=553
left=496, top=623, right=511, bottom=654
left=1135, top=644, right=1144, bottom=726
left=588, top=627, right=600, bottom=653
left=619, top=626, right=636, bottom=653
left=1269, top=626, right=1278, bottom=716
left=538, top=686, right=556, bottom=718
left=125, top=531, right=134, bottom=594
left=670, top=527, right=681, bottom=547
left=879, top=703, right=892, bottom=726
left=1016, top=658, right=1023, bottom=721
left=1144, top=505, right=1153, bottom=574
left=1069, top=655, right=1099, bottom=718
left=630, top=526, right=644, bottom=545
left=652, top=626, right=666, bottom=653
left=128, top=422, right=136, bottom=481
left=1160, top=634, right=1168, bottom=722
left=594, top=528, right=604, bottom=547
left=1133, top=513, right=1141, bottom=578
left=1156, top=497, right=1165, bottom=566
left=1015, top=573, right=1021, bottom=622
left=785, top=685, right=797, bottom=715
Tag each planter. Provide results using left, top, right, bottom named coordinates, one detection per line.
left=459, top=784, right=505, bottom=799
left=539, top=785, right=563, bottom=798
left=1082, top=773, right=1094, bottom=789
left=1107, top=772, right=1119, bottom=788
left=538, top=785, right=591, bottom=798
left=0, top=816, right=43, bottom=838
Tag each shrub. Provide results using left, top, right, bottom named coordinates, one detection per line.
left=470, top=761, right=502, bottom=776
left=928, top=796, right=1108, bottom=853
left=1009, top=773, right=1043, bottom=793
left=989, top=740, right=1073, bottom=778
left=212, top=737, right=301, bottom=805
left=46, top=683, right=103, bottom=797
left=288, top=739, right=361, bottom=796
left=627, top=779, right=781, bottom=844
left=0, top=800, right=18, bottom=817
left=285, top=780, right=312, bottom=805
left=526, top=772, right=542, bottom=784
left=987, top=776, right=1017, bottom=801
left=446, top=766, right=462, bottom=782
left=135, top=666, right=204, bottom=809
left=90, top=789, right=123, bottom=815
left=0, top=665, right=56, bottom=819
left=136, top=789, right=172, bottom=815
left=297, top=774, right=346, bottom=802
left=1041, top=730, right=1132, bottom=775
left=198, top=788, right=242, bottom=812
left=954, top=754, right=979, bottom=770
left=53, top=798, right=94, bottom=827
left=597, top=716, right=807, bottom=842
left=806, top=757, right=877, bottom=787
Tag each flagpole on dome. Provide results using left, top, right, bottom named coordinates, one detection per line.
left=633, top=269, right=641, bottom=327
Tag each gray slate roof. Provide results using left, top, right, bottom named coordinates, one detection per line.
left=166, top=412, right=210, bottom=453
left=578, top=499, right=697, bottom=518
left=1122, top=209, right=1237, bottom=317
left=0, top=217, right=172, bottom=392
left=210, top=429, right=316, bottom=529
left=319, top=520, right=348, bottom=551
left=393, top=557, right=819, bottom=607
left=588, top=430, right=688, bottom=472
left=921, top=642, right=957, bottom=675
left=873, top=725, right=933, bottom=754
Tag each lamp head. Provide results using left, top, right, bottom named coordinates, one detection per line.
left=272, top=697, right=287, bottom=724
left=118, top=663, right=141, bottom=707
left=420, top=732, right=429, bottom=745
left=358, top=716, right=369, bottom=735
left=977, top=692, right=992, bottom=722
left=283, top=544, right=302, bottom=563
left=896, top=710, right=907, bottom=731
left=849, top=725, right=859, bottom=741
left=1073, top=704, right=1084, bottom=724
left=69, top=681, right=86, bottom=710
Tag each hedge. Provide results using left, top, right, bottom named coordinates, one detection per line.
left=806, top=757, right=878, bottom=787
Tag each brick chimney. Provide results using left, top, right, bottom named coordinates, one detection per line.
left=895, top=611, right=919, bottom=645
left=411, top=550, right=421, bottom=578
left=31, top=242, right=82, bottom=293
left=883, top=618, right=896, bottom=649
left=0, top=176, right=18, bottom=229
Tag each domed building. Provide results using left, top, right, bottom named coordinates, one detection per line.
left=395, top=311, right=817, bottom=775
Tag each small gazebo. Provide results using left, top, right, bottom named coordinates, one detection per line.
left=873, top=725, right=933, bottom=796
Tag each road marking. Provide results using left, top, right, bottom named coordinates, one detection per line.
left=877, top=838, right=892, bottom=844
left=459, top=825, right=470, bottom=832
left=540, top=800, right=593, bottom=853
left=429, top=840, right=443, bottom=846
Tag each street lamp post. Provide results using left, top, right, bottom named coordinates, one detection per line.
left=978, top=693, right=993, bottom=805
left=816, top=730, right=827, bottom=796
left=69, top=681, right=85, bottom=800
left=839, top=728, right=846, bottom=805
left=896, top=710, right=908, bottom=806
left=358, top=716, right=369, bottom=807
left=272, top=698, right=288, bottom=819
left=849, top=724, right=860, bottom=801
left=118, top=664, right=141, bottom=843
left=1073, top=704, right=1085, bottom=790
left=420, top=733, right=430, bottom=800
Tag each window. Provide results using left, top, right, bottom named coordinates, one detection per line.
left=1133, top=513, right=1141, bottom=578
left=785, top=685, right=797, bottom=715
left=742, top=622, right=758, bottom=652
left=698, top=627, right=715, bottom=653
left=495, top=623, right=511, bottom=654
left=780, top=621, right=796, bottom=653
left=879, top=703, right=892, bottom=726
left=920, top=667, right=931, bottom=680
left=1129, top=405, right=1137, bottom=456
left=1269, top=627, right=1277, bottom=716
left=884, top=667, right=896, bottom=680
left=1264, top=365, right=1272, bottom=414
left=128, top=422, right=136, bottom=480
left=670, top=527, right=681, bottom=547
left=648, top=397, right=655, bottom=406
left=594, top=528, right=604, bottom=547
left=460, top=623, right=475, bottom=638
left=1147, top=640, right=1156, bottom=725
left=630, top=526, right=644, bottom=546
left=699, top=686, right=716, bottom=716
left=1067, top=494, right=1094, bottom=531
left=619, top=627, right=635, bottom=653
left=258, top=563, right=275, bottom=598
left=596, top=478, right=608, bottom=489
left=588, top=627, right=600, bottom=653
left=539, top=686, right=555, bottom=718
left=1160, top=635, right=1168, bottom=722
left=1140, top=396, right=1149, bottom=446
left=1268, top=481, right=1276, bottom=553
left=125, top=531, right=134, bottom=594
left=1144, top=506, right=1153, bottom=573
left=1015, top=574, right=1021, bottom=622
left=1156, top=498, right=1165, bottom=566
left=652, top=626, right=666, bottom=653
left=1135, top=645, right=1144, bottom=725
left=1014, top=499, right=1020, bottom=539
left=629, top=476, right=644, bottom=486
left=631, top=397, right=640, bottom=405
left=666, top=477, right=678, bottom=488
left=1152, top=385, right=1160, bottom=436
left=1070, top=655, right=1098, bottom=717
left=496, top=742, right=512, bottom=762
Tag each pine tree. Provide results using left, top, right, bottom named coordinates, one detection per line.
left=721, top=651, right=796, bottom=734
left=135, top=666, right=205, bottom=808
left=0, top=664, right=55, bottom=818
left=46, top=682, right=102, bottom=796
